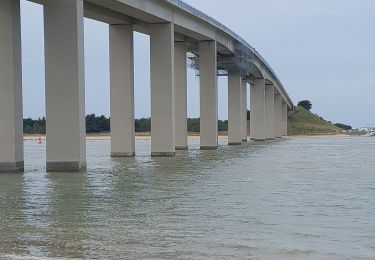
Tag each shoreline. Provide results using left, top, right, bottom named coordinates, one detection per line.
left=23, top=133, right=229, bottom=141
left=23, top=132, right=359, bottom=141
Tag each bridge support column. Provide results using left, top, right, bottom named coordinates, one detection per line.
left=265, top=84, right=275, bottom=139
left=0, top=0, right=24, bottom=173
left=150, top=23, right=175, bottom=156
left=274, top=94, right=283, bottom=138
left=110, top=24, right=135, bottom=157
left=199, top=41, right=218, bottom=149
left=174, top=42, right=188, bottom=150
left=228, top=75, right=242, bottom=145
left=250, top=79, right=266, bottom=141
left=44, top=0, right=86, bottom=172
left=241, top=80, right=248, bottom=142
left=282, top=101, right=288, bottom=136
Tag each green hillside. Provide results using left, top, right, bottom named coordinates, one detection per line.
left=288, top=107, right=342, bottom=135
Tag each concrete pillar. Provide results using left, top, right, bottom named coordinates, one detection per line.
left=265, top=84, right=275, bottom=139
left=44, top=0, right=86, bottom=172
left=150, top=23, right=175, bottom=156
left=282, top=101, right=288, bottom=136
left=274, top=94, right=283, bottom=138
left=110, top=24, right=135, bottom=157
left=228, top=75, right=242, bottom=145
left=250, top=79, right=266, bottom=141
left=241, top=80, right=248, bottom=142
left=199, top=41, right=218, bottom=149
left=174, top=42, right=188, bottom=150
left=0, top=0, right=24, bottom=173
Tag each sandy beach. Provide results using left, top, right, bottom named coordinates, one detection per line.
left=23, top=133, right=230, bottom=141
left=24, top=133, right=357, bottom=142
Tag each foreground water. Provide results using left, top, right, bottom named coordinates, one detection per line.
left=0, top=137, right=374, bottom=259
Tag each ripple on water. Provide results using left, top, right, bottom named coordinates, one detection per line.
left=0, top=137, right=374, bottom=259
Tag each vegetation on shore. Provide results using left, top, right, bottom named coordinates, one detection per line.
left=288, top=106, right=343, bottom=135
left=23, top=114, right=229, bottom=134
left=289, top=100, right=352, bottom=135
left=23, top=100, right=351, bottom=137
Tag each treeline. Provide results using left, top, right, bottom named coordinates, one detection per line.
left=23, top=114, right=230, bottom=134
left=24, top=118, right=46, bottom=134
left=334, top=123, right=352, bottom=130
left=187, top=118, right=228, bottom=132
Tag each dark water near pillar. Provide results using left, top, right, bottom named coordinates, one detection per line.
left=0, top=137, right=374, bottom=259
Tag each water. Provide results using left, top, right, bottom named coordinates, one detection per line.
left=0, top=137, right=374, bottom=259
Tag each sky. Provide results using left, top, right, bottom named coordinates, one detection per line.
left=20, top=0, right=375, bottom=128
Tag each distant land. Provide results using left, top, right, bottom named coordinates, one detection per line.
left=288, top=106, right=343, bottom=136
left=23, top=107, right=353, bottom=137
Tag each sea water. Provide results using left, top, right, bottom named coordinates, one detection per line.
left=0, top=137, right=374, bottom=259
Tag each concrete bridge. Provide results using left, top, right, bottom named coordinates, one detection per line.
left=0, top=0, right=294, bottom=173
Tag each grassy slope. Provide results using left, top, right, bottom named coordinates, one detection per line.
left=288, top=107, right=342, bottom=135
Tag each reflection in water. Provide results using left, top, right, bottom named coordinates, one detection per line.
left=21, top=172, right=54, bottom=256
left=45, top=173, right=88, bottom=258
left=0, top=137, right=374, bottom=259
left=0, top=174, right=24, bottom=256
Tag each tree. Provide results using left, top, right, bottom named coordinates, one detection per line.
left=187, top=118, right=200, bottom=132
left=218, top=120, right=228, bottom=132
left=297, top=100, right=312, bottom=111
left=86, top=114, right=110, bottom=133
left=135, top=118, right=151, bottom=132
left=23, top=117, right=46, bottom=134
left=334, top=123, right=352, bottom=130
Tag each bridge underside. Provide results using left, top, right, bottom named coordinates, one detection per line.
left=29, top=0, right=291, bottom=106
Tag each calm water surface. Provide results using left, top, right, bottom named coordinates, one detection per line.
left=0, top=137, right=374, bottom=259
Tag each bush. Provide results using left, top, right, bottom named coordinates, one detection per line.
left=334, top=123, right=352, bottom=130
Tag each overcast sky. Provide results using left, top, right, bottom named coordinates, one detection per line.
left=20, top=0, right=375, bottom=128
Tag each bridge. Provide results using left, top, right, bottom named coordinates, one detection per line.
left=0, top=0, right=294, bottom=173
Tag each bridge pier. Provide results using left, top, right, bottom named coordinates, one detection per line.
left=250, top=79, right=266, bottom=141
left=241, top=80, right=248, bottom=142
left=0, top=0, right=294, bottom=172
left=265, top=84, right=275, bottom=140
left=109, top=24, right=135, bottom=157
left=174, top=42, right=188, bottom=150
left=282, top=102, right=288, bottom=136
left=150, top=23, right=175, bottom=156
left=0, top=0, right=24, bottom=173
left=274, top=94, right=283, bottom=138
left=44, top=0, right=86, bottom=172
left=228, top=75, right=242, bottom=145
left=199, top=41, right=218, bottom=149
